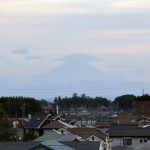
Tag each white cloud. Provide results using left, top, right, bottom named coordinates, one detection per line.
left=0, top=0, right=150, bottom=17
left=111, top=0, right=150, bottom=9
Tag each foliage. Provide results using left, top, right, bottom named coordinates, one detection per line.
left=0, top=107, right=16, bottom=141
left=0, top=96, right=43, bottom=117
left=113, top=94, right=136, bottom=111
left=0, top=127, right=16, bottom=141
left=54, top=93, right=111, bottom=111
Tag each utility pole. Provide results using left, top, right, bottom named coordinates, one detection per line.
left=21, top=103, right=25, bottom=126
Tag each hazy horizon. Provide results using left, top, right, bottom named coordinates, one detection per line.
left=0, top=0, right=150, bottom=101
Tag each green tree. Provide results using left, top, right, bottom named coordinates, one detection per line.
left=113, top=94, right=136, bottom=111
left=0, top=96, right=42, bottom=117
left=0, top=107, right=16, bottom=141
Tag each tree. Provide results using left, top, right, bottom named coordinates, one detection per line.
left=113, top=94, right=136, bottom=111
left=0, top=96, right=42, bottom=117
left=0, top=107, right=16, bottom=141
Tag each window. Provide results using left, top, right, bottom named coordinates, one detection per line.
left=140, top=139, right=142, bottom=143
left=92, top=136, right=94, bottom=141
left=123, top=139, right=132, bottom=145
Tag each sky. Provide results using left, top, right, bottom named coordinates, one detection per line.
left=0, top=0, right=150, bottom=100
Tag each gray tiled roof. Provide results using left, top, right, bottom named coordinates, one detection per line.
left=108, top=124, right=150, bottom=137
left=41, top=140, right=75, bottom=150
left=28, top=140, right=75, bottom=150
left=57, top=134, right=77, bottom=142
left=42, top=121, right=65, bottom=129
left=61, top=141, right=100, bottom=150
left=24, top=113, right=50, bottom=129
left=0, top=142, right=40, bottom=150
left=34, top=130, right=62, bottom=141
left=67, top=128, right=107, bottom=141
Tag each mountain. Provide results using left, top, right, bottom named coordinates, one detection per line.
left=0, top=54, right=148, bottom=100
left=32, top=54, right=111, bottom=85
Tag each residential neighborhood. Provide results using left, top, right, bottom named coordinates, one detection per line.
left=1, top=0, right=150, bottom=149
left=0, top=95, right=149, bottom=150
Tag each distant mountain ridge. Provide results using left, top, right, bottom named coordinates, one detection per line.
left=32, top=54, right=110, bottom=85
left=0, top=54, right=148, bottom=100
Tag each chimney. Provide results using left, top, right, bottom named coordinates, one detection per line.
left=28, top=114, right=32, bottom=120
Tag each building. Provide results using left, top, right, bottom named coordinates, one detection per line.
left=24, top=113, right=51, bottom=136
left=108, top=124, right=150, bottom=148
left=55, top=127, right=112, bottom=150
left=134, top=95, right=150, bottom=119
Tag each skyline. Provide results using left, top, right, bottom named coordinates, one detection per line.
left=0, top=0, right=150, bottom=100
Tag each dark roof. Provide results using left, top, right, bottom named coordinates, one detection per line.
left=24, top=113, right=51, bottom=129
left=61, top=141, right=100, bottom=150
left=42, top=121, right=65, bottom=129
left=111, top=146, right=128, bottom=150
left=108, top=124, right=150, bottom=137
left=0, top=142, right=40, bottom=150
left=110, top=124, right=138, bottom=130
left=67, top=128, right=107, bottom=141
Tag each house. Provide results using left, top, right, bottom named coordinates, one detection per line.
left=108, top=124, right=150, bottom=148
left=25, top=112, right=81, bottom=137
left=8, top=118, right=29, bottom=140
left=24, top=113, right=51, bottom=136
left=42, top=120, right=80, bottom=135
left=42, top=121, right=66, bottom=130
left=29, top=140, right=112, bottom=150
left=137, top=117, right=150, bottom=127
left=55, top=127, right=111, bottom=150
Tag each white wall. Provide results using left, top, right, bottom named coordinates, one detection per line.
left=111, top=137, right=150, bottom=148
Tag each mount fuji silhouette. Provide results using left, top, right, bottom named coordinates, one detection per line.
left=32, top=54, right=111, bottom=85
left=1, top=54, right=147, bottom=100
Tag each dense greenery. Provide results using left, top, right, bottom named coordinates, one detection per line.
left=54, top=93, right=111, bottom=111
left=0, top=106, right=16, bottom=141
left=112, top=94, right=136, bottom=111
left=54, top=93, right=137, bottom=112
left=0, top=96, right=43, bottom=118
left=0, top=94, right=139, bottom=116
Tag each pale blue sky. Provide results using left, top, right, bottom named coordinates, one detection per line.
left=0, top=0, right=150, bottom=100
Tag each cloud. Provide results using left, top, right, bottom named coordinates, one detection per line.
left=0, top=56, right=7, bottom=59
left=0, top=0, right=150, bottom=18
left=24, top=55, right=41, bottom=60
left=12, top=48, right=29, bottom=55
left=111, top=0, right=150, bottom=9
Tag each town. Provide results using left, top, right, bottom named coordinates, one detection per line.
left=0, top=94, right=150, bottom=150
left=1, top=1, right=150, bottom=150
